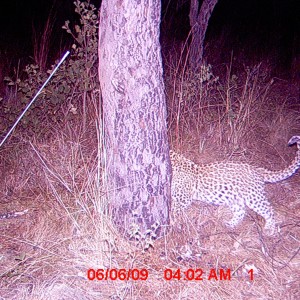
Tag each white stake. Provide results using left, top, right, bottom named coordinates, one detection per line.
left=0, top=51, right=70, bottom=147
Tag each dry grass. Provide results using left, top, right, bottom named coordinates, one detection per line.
left=0, top=59, right=300, bottom=299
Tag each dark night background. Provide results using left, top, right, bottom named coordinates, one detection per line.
left=0, top=0, right=299, bottom=82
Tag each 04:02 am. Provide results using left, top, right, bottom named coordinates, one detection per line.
left=164, top=268, right=233, bottom=281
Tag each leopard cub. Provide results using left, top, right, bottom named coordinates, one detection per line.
left=170, top=136, right=300, bottom=235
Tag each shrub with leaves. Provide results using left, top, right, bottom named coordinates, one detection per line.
left=3, top=0, right=99, bottom=137
left=175, top=64, right=219, bottom=106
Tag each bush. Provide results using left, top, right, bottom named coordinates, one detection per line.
left=3, top=0, right=99, bottom=137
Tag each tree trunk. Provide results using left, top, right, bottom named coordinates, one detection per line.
left=98, top=0, right=171, bottom=239
left=189, top=0, right=218, bottom=71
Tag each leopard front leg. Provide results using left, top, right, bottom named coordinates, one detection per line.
left=170, top=187, right=192, bottom=225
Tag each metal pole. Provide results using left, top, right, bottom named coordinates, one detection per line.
left=0, top=51, right=70, bottom=148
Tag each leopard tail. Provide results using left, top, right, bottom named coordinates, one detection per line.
left=261, top=136, right=300, bottom=183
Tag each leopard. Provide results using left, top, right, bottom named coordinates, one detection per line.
left=170, top=136, right=300, bottom=235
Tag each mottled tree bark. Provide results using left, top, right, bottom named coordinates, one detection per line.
left=189, top=0, right=218, bottom=70
left=99, top=0, right=171, bottom=237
